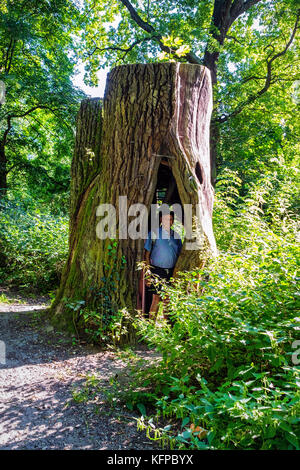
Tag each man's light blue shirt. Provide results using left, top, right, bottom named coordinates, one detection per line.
left=144, top=226, right=183, bottom=269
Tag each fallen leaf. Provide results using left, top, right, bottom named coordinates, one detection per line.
left=190, top=423, right=208, bottom=439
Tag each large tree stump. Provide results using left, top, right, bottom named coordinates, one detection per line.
left=50, top=62, right=217, bottom=330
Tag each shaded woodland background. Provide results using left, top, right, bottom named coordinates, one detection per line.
left=0, top=0, right=299, bottom=450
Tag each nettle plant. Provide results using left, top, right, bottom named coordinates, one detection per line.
left=130, top=173, right=299, bottom=450
left=0, top=195, right=68, bottom=292
left=133, top=246, right=299, bottom=449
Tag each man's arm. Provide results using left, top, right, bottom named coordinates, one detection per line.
left=144, top=249, right=150, bottom=266
left=144, top=231, right=152, bottom=264
left=144, top=249, right=152, bottom=286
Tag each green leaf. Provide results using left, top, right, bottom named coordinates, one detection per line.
left=182, top=430, right=192, bottom=439
left=286, top=433, right=299, bottom=449
left=181, top=417, right=190, bottom=428
left=137, top=403, right=146, bottom=416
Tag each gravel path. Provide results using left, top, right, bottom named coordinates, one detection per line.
left=0, top=288, right=158, bottom=450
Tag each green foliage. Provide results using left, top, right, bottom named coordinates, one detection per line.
left=0, top=0, right=86, bottom=200
left=81, top=1, right=299, bottom=118
left=79, top=304, right=132, bottom=345
left=0, top=1, right=298, bottom=451
left=63, top=239, right=132, bottom=344
left=122, top=173, right=300, bottom=450
left=71, top=373, right=102, bottom=404
left=0, top=193, right=68, bottom=292
left=0, top=292, right=18, bottom=303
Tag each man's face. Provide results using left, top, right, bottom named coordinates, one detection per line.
left=161, top=214, right=174, bottom=229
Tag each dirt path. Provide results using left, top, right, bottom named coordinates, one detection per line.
left=0, top=288, right=157, bottom=450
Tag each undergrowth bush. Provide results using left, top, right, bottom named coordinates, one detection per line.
left=122, top=169, right=300, bottom=450
left=0, top=194, right=68, bottom=292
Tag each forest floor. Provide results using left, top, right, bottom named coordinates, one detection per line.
left=0, top=286, right=159, bottom=450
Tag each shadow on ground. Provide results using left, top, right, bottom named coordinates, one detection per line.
left=0, top=295, right=159, bottom=450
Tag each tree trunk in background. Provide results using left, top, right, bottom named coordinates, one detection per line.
left=50, top=62, right=216, bottom=331
left=203, top=40, right=221, bottom=189
left=0, top=146, right=7, bottom=199
left=202, top=0, right=264, bottom=185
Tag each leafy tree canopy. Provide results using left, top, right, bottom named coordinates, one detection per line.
left=0, top=0, right=86, bottom=202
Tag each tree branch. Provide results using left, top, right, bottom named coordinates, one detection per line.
left=9, top=159, right=68, bottom=189
left=120, top=0, right=154, bottom=33
left=3, top=37, right=17, bottom=75
left=0, top=105, right=72, bottom=151
left=8, top=105, right=62, bottom=119
left=2, top=116, right=12, bottom=149
left=241, top=75, right=266, bottom=83
left=88, top=35, right=160, bottom=61
left=215, top=9, right=300, bottom=124
left=230, top=0, right=263, bottom=25
left=119, top=0, right=201, bottom=64
left=226, top=34, right=244, bottom=45
left=6, top=162, right=21, bottom=174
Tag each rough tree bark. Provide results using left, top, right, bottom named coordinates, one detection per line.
left=50, top=62, right=217, bottom=330
left=0, top=120, right=11, bottom=199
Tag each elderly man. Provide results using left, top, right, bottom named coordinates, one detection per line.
left=144, top=211, right=182, bottom=321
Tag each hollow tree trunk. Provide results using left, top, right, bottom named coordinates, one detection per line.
left=50, top=62, right=217, bottom=330
left=69, top=98, right=103, bottom=244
